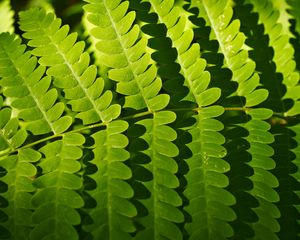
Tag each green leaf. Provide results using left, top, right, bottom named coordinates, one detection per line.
left=245, top=89, right=269, bottom=107
left=248, top=108, right=273, bottom=119
left=197, top=87, right=221, bottom=106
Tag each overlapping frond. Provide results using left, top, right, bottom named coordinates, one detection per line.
left=30, top=133, right=84, bottom=240
left=83, top=2, right=183, bottom=239
left=184, top=107, right=235, bottom=240
left=271, top=0, right=293, bottom=37
left=242, top=1, right=300, bottom=238
left=133, top=111, right=183, bottom=240
left=0, top=100, right=38, bottom=239
left=290, top=123, right=300, bottom=227
left=0, top=33, right=72, bottom=135
left=83, top=121, right=135, bottom=240
left=84, top=0, right=169, bottom=111
left=19, top=8, right=120, bottom=125
left=142, top=1, right=236, bottom=239
left=190, top=0, right=279, bottom=238
left=0, top=1, right=299, bottom=239
left=247, top=108, right=279, bottom=240
left=247, top=0, right=300, bottom=116
left=146, top=0, right=221, bottom=106
left=192, top=0, right=268, bottom=106
left=0, top=149, right=40, bottom=240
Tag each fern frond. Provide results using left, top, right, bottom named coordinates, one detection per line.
left=0, top=101, right=38, bottom=239
left=19, top=8, right=120, bottom=125
left=0, top=150, right=40, bottom=240
left=18, top=9, right=138, bottom=239
left=83, top=0, right=169, bottom=111
left=271, top=0, right=293, bottom=37
left=247, top=0, right=300, bottom=116
left=30, top=133, right=84, bottom=240
left=145, top=0, right=220, bottom=107
left=192, top=0, right=268, bottom=106
left=141, top=1, right=236, bottom=238
left=133, top=111, right=183, bottom=240
left=83, top=121, right=136, bottom=239
left=0, top=33, right=72, bottom=135
left=83, top=4, right=183, bottom=237
left=290, top=123, right=300, bottom=230
left=234, top=1, right=300, bottom=238
left=247, top=108, right=280, bottom=240
left=0, top=1, right=299, bottom=239
left=184, top=107, right=236, bottom=240
left=190, top=1, right=280, bottom=238
left=0, top=0, right=14, bottom=34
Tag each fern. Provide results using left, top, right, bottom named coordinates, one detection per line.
left=0, top=98, right=33, bottom=240
left=30, top=133, right=84, bottom=240
left=0, top=0, right=300, bottom=239
left=84, top=1, right=183, bottom=239
left=246, top=0, right=300, bottom=115
left=140, top=1, right=235, bottom=239
left=0, top=32, right=71, bottom=135
left=188, top=1, right=280, bottom=238
left=19, top=8, right=120, bottom=125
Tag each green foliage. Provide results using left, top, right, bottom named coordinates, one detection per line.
left=0, top=0, right=300, bottom=239
left=0, top=0, right=14, bottom=33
